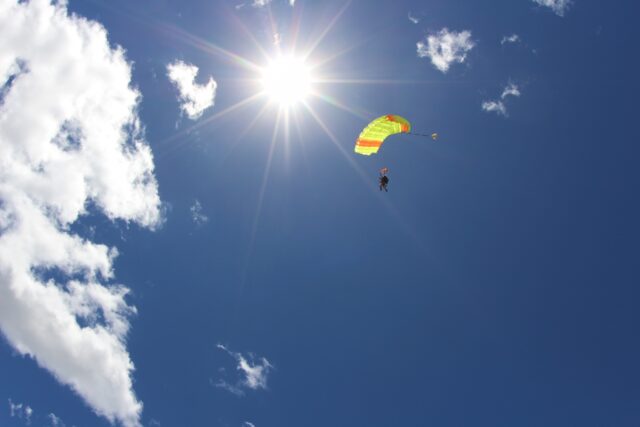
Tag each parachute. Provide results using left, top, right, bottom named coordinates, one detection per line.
left=354, top=115, right=411, bottom=156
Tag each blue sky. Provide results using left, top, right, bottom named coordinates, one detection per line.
left=1, top=0, right=640, bottom=426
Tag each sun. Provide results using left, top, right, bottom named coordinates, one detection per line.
left=260, top=55, right=312, bottom=107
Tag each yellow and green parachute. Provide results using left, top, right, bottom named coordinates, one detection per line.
left=354, top=115, right=411, bottom=156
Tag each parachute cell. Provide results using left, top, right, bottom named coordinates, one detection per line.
left=354, top=115, right=411, bottom=156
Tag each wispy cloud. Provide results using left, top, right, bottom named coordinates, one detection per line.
left=408, top=12, right=419, bottom=24
left=417, top=28, right=475, bottom=73
left=532, top=0, right=572, bottom=16
left=8, top=401, right=68, bottom=426
left=252, top=0, right=271, bottom=6
left=167, top=61, right=217, bottom=120
left=501, top=83, right=521, bottom=99
left=243, top=422, right=256, bottom=427
left=216, top=344, right=273, bottom=396
left=237, top=0, right=294, bottom=9
left=481, top=101, right=508, bottom=116
left=190, top=200, right=209, bottom=226
left=8, top=399, right=33, bottom=425
left=482, top=83, right=521, bottom=117
left=0, top=1, right=162, bottom=426
left=501, top=34, right=520, bottom=45
left=47, top=413, right=66, bottom=427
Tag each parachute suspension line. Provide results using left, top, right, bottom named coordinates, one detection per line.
left=407, top=132, right=438, bottom=141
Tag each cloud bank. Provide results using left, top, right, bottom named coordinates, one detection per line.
left=167, top=60, right=217, bottom=120
left=417, top=28, right=475, bottom=73
left=0, top=0, right=162, bottom=426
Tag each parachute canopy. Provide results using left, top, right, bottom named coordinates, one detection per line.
left=355, top=115, right=411, bottom=156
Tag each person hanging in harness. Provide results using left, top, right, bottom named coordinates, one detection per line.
left=379, top=167, right=389, bottom=192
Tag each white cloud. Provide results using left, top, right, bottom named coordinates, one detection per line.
left=237, top=0, right=293, bottom=9
left=417, top=28, right=475, bottom=73
left=190, top=200, right=208, bottom=226
left=216, top=344, right=273, bottom=396
left=0, top=1, right=162, bottom=426
left=501, top=83, right=521, bottom=99
left=8, top=399, right=33, bottom=424
left=48, top=413, right=66, bottom=427
left=501, top=34, right=520, bottom=45
left=481, top=100, right=507, bottom=116
left=167, top=61, right=217, bottom=120
left=243, top=423, right=256, bottom=427
left=408, top=12, right=419, bottom=24
left=482, top=83, right=521, bottom=117
left=252, top=0, right=271, bottom=6
left=532, top=0, right=572, bottom=16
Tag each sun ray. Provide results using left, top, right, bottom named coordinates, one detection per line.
left=301, top=101, right=373, bottom=187
left=84, top=0, right=262, bottom=73
left=236, top=102, right=273, bottom=142
left=266, top=2, right=281, bottom=54
left=157, top=22, right=262, bottom=73
left=240, top=109, right=283, bottom=290
left=302, top=0, right=352, bottom=62
left=306, top=33, right=373, bottom=71
left=313, top=78, right=452, bottom=85
left=251, top=109, right=282, bottom=246
left=227, top=11, right=273, bottom=64
left=155, top=93, right=263, bottom=161
left=290, top=106, right=312, bottom=176
left=310, top=91, right=372, bottom=120
left=282, top=108, right=292, bottom=170
left=288, top=2, right=304, bottom=53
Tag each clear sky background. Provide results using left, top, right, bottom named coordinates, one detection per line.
left=1, top=0, right=640, bottom=426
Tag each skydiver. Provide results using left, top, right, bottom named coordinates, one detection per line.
left=379, top=173, right=389, bottom=192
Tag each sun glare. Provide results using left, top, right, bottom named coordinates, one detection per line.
left=261, top=56, right=312, bottom=107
